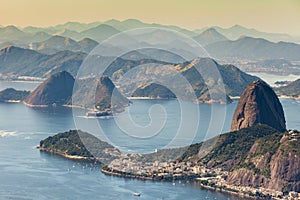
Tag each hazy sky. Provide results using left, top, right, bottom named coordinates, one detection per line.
left=1, top=0, right=300, bottom=35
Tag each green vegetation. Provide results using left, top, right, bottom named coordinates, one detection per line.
left=251, top=132, right=282, bottom=156
left=132, top=83, right=176, bottom=99
left=0, top=88, right=30, bottom=102
left=39, top=130, right=120, bottom=163
left=40, top=130, right=93, bottom=157
left=95, top=96, right=111, bottom=110
left=280, top=137, right=300, bottom=156
left=181, top=125, right=278, bottom=168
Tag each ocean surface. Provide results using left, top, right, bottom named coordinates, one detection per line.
left=0, top=81, right=300, bottom=199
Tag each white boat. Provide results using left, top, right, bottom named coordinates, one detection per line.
left=86, top=110, right=112, bottom=117
left=133, top=192, right=141, bottom=196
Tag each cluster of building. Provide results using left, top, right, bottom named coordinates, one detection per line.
left=104, top=153, right=230, bottom=182
left=102, top=153, right=300, bottom=199
left=287, top=129, right=300, bottom=141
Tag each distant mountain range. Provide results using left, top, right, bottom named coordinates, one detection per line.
left=193, top=28, right=228, bottom=46
left=1, top=20, right=300, bottom=65
left=0, top=45, right=259, bottom=103
left=206, top=36, right=300, bottom=61
left=104, top=57, right=259, bottom=101
left=211, top=24, right=298, bottom=43
left=1, top=19, right=300, bottom=45
left=0, top=46, right=85, bottom=77
left=1, top=18, right=300, bottom=65
left=30, top=35, right=98, bottom=54
left=1, top=19, right=300, bottom=101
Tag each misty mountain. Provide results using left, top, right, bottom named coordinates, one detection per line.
left=21, top=19, right=197, bottom=40
left=0, top=46, right=85, bottom=77
left=31, top=35, right=80, bottom=53
left=78, top=38, right=99, bottom=52
left=80, top=24, right=120, bottom=42
left=29, top=35, right=98, bottom=53
left=212, top=24, right=298, bottom=43
left=193, top=28, right=228, bottom=46
left=104, top=56, right=258, bottom=99
left=104, top=19, right=196, bottom=37
left=0, top=26, right=51, bottom=44
left=56, top=29, right=82, bottom=40
left=52, top=21, right=102, bottom=32
left=206, top=36, right=300, bottom=61
left=0, top=25, right=28, bottom=42
left=0, top=45, right=258, bottom=101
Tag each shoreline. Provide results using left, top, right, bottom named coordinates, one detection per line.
left=38, top=147, right=286, bottom=199
left=101, top=168, right=257, bottom=199
left=23, top=101, right=49, bottom=108
left=128, top=97, right=177, bottom=100
left=38, top=147, right=101, bottom=164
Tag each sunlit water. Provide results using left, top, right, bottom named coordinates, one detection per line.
left=0, top=81, right=299, bottom=199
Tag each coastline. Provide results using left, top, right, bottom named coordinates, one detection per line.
left=38, top=147, right=101, bottom=164
left=128, top=97, right=177, bottom=100
left=278, top=95, right=300, bottom=101
left=38, top=146, right=288, bottom=199
left=101, top=167, right=258, bottom=199
left=23, top=101, right=49, bottom=108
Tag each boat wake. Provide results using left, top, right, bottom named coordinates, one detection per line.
left=0, top=130, right=17, bottom=137
left=0, top=130, right=51, bottom=138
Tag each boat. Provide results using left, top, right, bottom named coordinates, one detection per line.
left=133, top=192, right=141, bottom=196
left=86, top=110, right=112, bottom=117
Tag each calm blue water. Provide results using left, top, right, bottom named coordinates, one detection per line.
left=0, top=82, right=299, bottom=199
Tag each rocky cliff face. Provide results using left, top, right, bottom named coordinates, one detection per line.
left=94, top=76, right=130, bottom=111
left=24, top=71, right=74, bottom=106
left=225, top=130, right=300, bottom=193
left=231, top=80, right=286, bottom=132
left=72, top=76, right=130, bottom=111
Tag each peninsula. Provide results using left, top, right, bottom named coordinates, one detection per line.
left=39, top=80, right=300, bottom=199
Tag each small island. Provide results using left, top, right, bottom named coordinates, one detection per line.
left=0, top=88, right=30, bottom=102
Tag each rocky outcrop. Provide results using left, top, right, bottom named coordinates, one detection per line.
left=269, top=146, right=300, bottom=192
left=72, top=76, right=130, bottom=112
left=226, top=168, right=268, bottom=188
left=231, top=80, right=286, bottom=132
left=226, top=129, right=300, bottom=193
left=94, top=76, right=130, bottom=111
left=24, top=71, right=74, bottom=106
